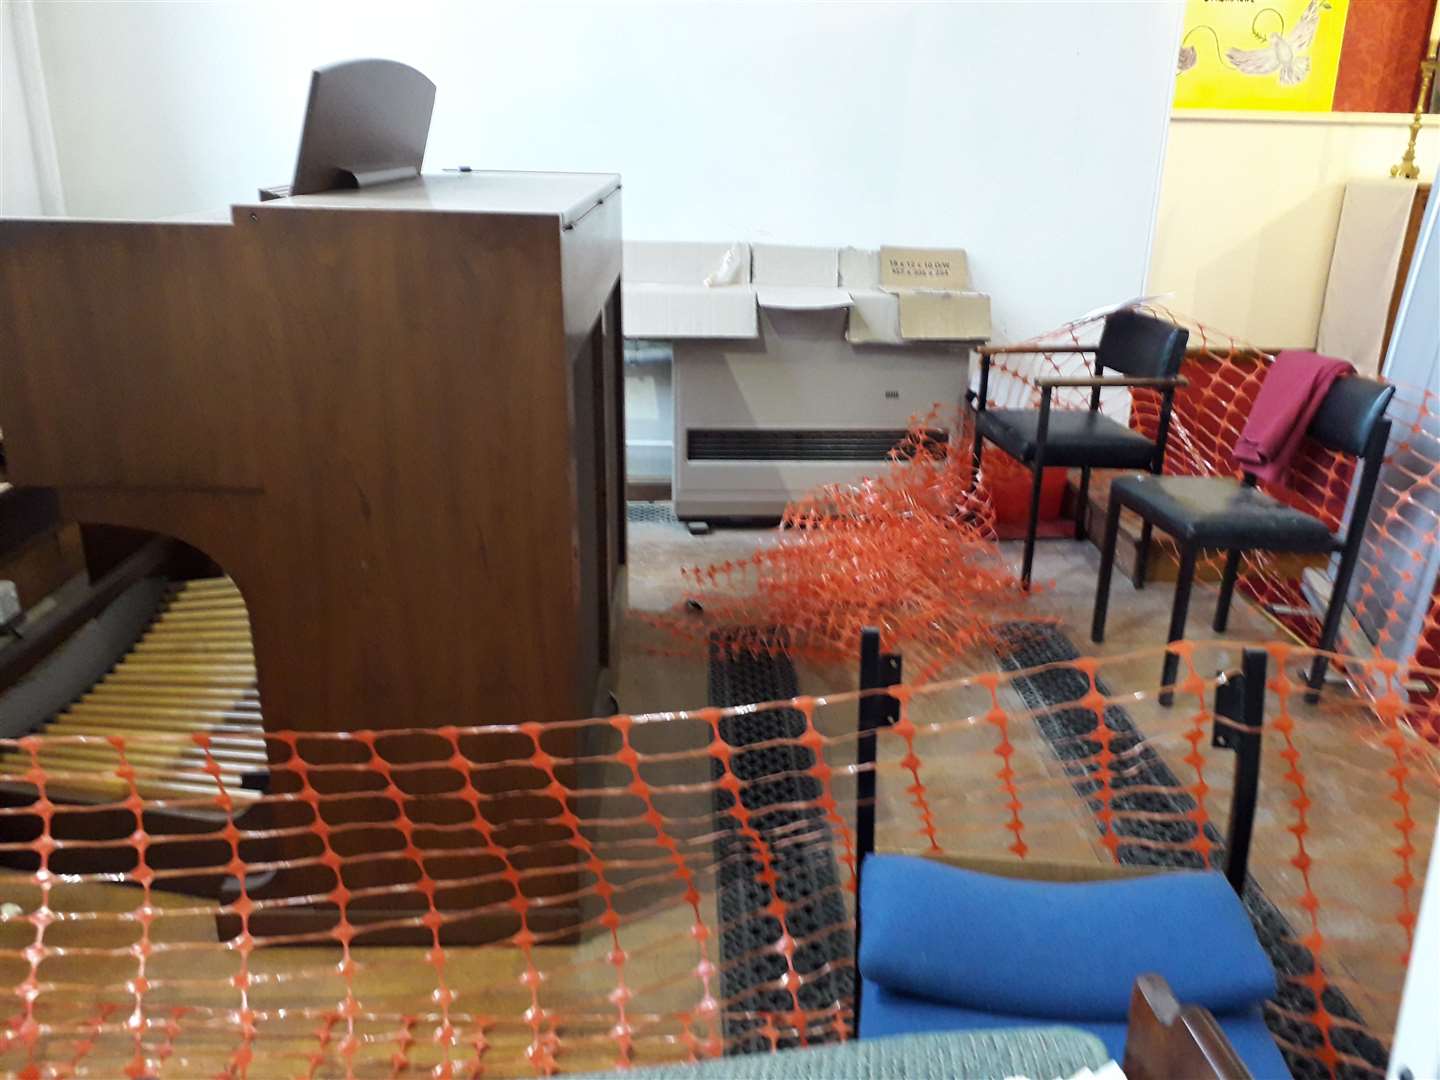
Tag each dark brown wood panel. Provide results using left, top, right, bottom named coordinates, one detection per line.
left=237, top=206, right=576, bottom=736
left=0, top=222, right=264, bottom=491
left=1, top=524, right=84, bottom=610
left=1, top=207, right=602, bottom=740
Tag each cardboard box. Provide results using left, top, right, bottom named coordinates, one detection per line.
left=621, top=241, right=757, bottom=339
left=752, top=243, right=851, bottom=312
left=841, top=248, right=902, bottom=344
left=845, top=289, right=904, bottom=345
left=839, top=246, right=880, bottom=289
left=896, top=289, right=992, bottom=341
left=623, top=283, right=757, bottom=339
left=624, top=240, right=749, bottom=285
left=623, top=241, right=990, bottom=343
left=752, top=244, right=838, bottom=287
left=845, top=246, right=992, bottom=345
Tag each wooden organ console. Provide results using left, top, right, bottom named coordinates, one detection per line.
left=0, top=62, right=626, bottom=942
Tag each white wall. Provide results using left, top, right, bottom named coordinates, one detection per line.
left=1148, top=112, right=1440, bottom=347
left=0, top=2, right=61, bottom=215
left=28, top=0, right=1183, bottom=341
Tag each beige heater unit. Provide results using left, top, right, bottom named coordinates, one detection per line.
left=624, top=241, right=990, bottom=524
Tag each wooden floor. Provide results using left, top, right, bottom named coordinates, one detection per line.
left=0, top=578, right=266, bottom=803
left=0, top=871, right=705, bottom=1077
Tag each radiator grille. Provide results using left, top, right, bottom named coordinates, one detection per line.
left=686, top=428, right=947, bottom=462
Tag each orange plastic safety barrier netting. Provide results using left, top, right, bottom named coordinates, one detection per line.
left=0, top=641, right=1434, bottom=1078
left=644, top=414, right=1035, bottom=685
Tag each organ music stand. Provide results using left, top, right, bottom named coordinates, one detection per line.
left=261, top=58, right=436, bottom=200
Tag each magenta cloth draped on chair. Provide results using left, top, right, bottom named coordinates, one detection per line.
left=1232, top=350, right=1354, bottom=485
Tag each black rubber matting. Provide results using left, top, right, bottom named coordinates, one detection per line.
left=708, top=632, right=854, bottom=1053
left=994, top=622, right=1387, bottom=1080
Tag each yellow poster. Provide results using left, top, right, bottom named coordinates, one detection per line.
left=1174, top=0, right=1351, bottom=111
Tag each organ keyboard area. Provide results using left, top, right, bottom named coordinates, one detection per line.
left=0, top=578, right=266, bottom=803
left=0, top=61, right=626, bottom=942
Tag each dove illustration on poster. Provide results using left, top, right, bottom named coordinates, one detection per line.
left=1226, top=0, right=1333, bottom=86
left=1172, top=0, right=1350, bottom=112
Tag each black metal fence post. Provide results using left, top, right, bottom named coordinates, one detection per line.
left=1211, top=647, right=1267, bottom=895
left=852, top=627, right=902, bottom=1037
left=854, top=628, right=903, bottom=870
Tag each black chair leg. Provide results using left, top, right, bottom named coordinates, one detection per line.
left=1213, top=549, right=1243, bottom=632
left=1305, top=546, right=1364, bottom=704
left=1305, top=655, right=1332, bottom=706
left=970, top=426, right=984, bottom=489
left=1160, top=544, right=1197, bottom=707
left=1092, top=498, right=1123, bottom=644
left=1134, top=520, right=1154, bottom=590
left=1074, top=466, right=1091, bottom=541
left=1021, top=460, right=1045, bottom=591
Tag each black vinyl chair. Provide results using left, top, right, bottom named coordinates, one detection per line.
left=972, top=310, right=1190, bottom=589
left=1091, top=374, right=1395, bottom=705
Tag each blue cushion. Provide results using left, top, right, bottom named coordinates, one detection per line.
left=860, top=979, right=1291, bottom=1079
left=859, top=855, right=1275, bottom=1019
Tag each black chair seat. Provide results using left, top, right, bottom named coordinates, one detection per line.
left=976, top=409, right=1156, bottom=469
left=1110, top=475, right=1336, bottom=553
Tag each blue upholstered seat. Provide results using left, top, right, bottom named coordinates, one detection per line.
left=857, top=855, right=1290, bottom=1078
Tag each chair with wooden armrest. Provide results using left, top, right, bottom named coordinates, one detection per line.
left=972, top=309, right=1190, bottom=588
left=1124, top=973, right=1252, bottom=1080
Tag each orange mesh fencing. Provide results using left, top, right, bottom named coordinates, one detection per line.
left=0, top=642, right=1435, bottom=1078
left=644, top=414, right=1039, bottom=684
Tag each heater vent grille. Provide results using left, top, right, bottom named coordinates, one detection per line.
left=686, top=428, right=946, bottom=462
